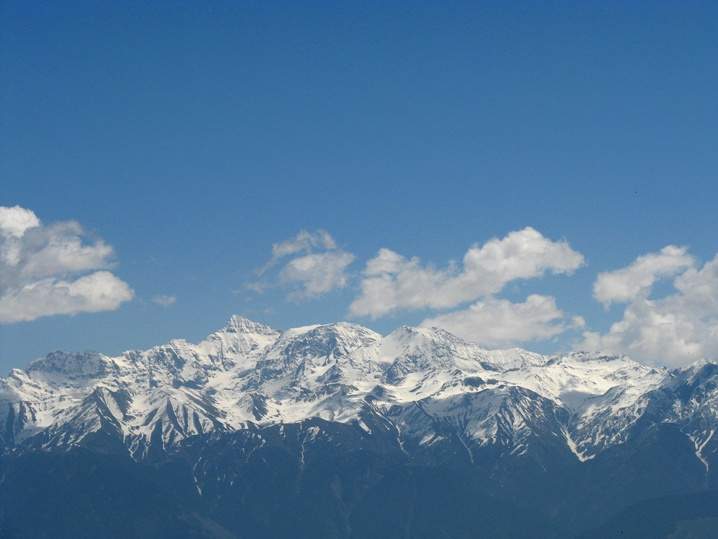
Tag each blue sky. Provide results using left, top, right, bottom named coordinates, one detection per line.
left=1, top=1, right=717, bottom=371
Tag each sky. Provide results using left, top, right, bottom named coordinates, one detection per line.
left=1, top=1, right=717, bottom=372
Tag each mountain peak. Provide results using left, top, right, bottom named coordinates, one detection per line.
left=223, top=315, right=277, bottom=335
left=302, top=321, right=381, bottom=340
left=27, top=350, right=110, bottom=378
left=4, top=317, right=718, bottom=471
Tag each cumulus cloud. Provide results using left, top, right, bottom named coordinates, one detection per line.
left=151, top=294, right=177, bottom=307
left=0, top=206, right=134, bottom=323
left=580, top=250, right=718, bottom=367
left=349, top=227, right=584, bottom=318
left=252, top=229, right=354, bottom=299
left=280, top=251, right=355, bottom=299
left=421, top=294, right=584, bottom=348
left=0, top=272, right=134, bottom=323
left=257, top=229, right=336, bottom=276
left=593, top=245, right=694, bottom=307
left=0, top=206, right=40, bottom=238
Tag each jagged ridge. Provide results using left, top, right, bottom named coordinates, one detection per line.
left=1, top=316, right=717, bottom=470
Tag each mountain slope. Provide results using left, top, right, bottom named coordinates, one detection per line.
left=3, top=316, right=718, bottom=537
left=1, top=316, right=716, bottom=469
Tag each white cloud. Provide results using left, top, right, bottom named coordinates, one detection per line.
left=252, top=229, right=354, bottom=300
left=280, top=251, right=355, bottom=299
left=0, top=271, right=133, bottom=323
left=257, top=229, right=336, bottom=275
left=593, top=245, right=694, bottom=307
left=14, top=222, right=115, bottom=280
left=580, top=251, right=718, bottom=367
left=151, top=294, right=177, bottom=307
left=0, top=206, right=134, bottom=324
left=421, top=294, right=581, bottom=348
left=0, top=205, right=40, bottom=238
left=349, top=227, right=584, bottom=318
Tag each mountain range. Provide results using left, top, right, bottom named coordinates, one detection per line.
left=2, top=316, right=718, bottom=538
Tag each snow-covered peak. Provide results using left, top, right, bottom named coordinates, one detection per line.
left=198, top=316, right=280, bottom=364
left=499, top=351, right=665, bottom=411
left=380, top=325, right=472, bottom=364
left=223, top=315, right=278, bottom=336
left=478, top=347, right=549, bottom=371
left=670, top=359, right=718, bottom=383
left=384, top=325, right=463, bottom=347
left=3, top=317, right=718, bottom=466
left=277, top=322, right=381, bottom=357
left=26, top=351, right=114, bottom=380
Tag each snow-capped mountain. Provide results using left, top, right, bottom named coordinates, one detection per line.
left=4, top=316, right=718, bottom=538
left=2, top=315, right=716, bottom=471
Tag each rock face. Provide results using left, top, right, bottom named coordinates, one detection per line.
left=2, top=316, right=718, bottom=538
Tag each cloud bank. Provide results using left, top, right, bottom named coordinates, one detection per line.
left=0, top=206, right=134, bottom=323
left=343, top=227, right=585, bottom=348
left=581, top=248, right=718, bottom=367
left=593, top=245, right=694, bottom=307
left=421, top=294, right=585, bottom=348
left=349, top=227, right=584, bottom=318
